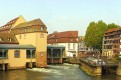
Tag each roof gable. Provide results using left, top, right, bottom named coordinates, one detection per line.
left=13, top=19, right=45, bottom=29
left=0, top=17, right=19, bottom=32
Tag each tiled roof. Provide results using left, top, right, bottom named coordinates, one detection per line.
left=105, top=28, right=120, bottom=33
left=0, top=33, right=18, bottom=44
left=13, top=19, right=45, bottom=29
left=0, top=17, right=19, bottom=32
left=47, top=31, right=78, bottom=44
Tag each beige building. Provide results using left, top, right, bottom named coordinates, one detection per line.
left=0, top=16, right=48, bottom=70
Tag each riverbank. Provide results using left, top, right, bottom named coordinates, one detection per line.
left=79, top=65, right=94, bottom=76
left=65, top=57, right=80, bottom=64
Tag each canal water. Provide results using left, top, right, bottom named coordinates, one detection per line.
left=0, top=63, right=121, bottom=80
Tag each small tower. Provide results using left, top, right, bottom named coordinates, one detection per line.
left=11, top=19, right=48, bottom=67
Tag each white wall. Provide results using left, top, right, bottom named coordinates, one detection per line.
left=56, top=43, right=78, bottom=57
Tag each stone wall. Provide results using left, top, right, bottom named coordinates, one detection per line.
left=116, top=62, right=121, bottom=76
left=36, top=51, right=47, bottom=67
left=80, top=60, right=102, bottom=76
left=65, top=57, right=80, bottom=64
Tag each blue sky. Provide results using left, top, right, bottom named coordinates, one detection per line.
left=0, top=0, right=121, bottom=36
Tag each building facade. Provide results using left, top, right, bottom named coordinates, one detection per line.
left=0, top=16, right=48, bottom=70
left=11, top=19, right=48, bottom=67
left=47, top=45, right=66, bottom=64
left=0, top=33, right=36, bottom=70
left=78, top=36, right=93, bottom=57
left=48, top=31, right=78, bottom=57
left=102, top=28, right=121, bottom=59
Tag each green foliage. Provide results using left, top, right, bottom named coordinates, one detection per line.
left=84, top=20, right=120, bottom=50
left=107, top=23, right=120, bottom=29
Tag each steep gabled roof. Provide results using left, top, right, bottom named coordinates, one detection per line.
left=13, top=19, right=45, bottom=29
left=0, top=17, right=19, bottom=32
left=47, top=31, right=78, bottom=44
left=0, top=33, right=18, bottom=44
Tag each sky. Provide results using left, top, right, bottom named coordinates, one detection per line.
left=0, top=0, right=121, bottom=36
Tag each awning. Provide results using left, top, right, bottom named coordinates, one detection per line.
left=0, top=44, right=35, bottom=49
left=47, top=45, right=65, bottom=49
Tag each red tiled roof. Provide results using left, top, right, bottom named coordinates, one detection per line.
left=0, top=17, right=19, bottom=32
left=47, top=31, right=78, bottom=44
left=105, top=28, right=120, bottom=33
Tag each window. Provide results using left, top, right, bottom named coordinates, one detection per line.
left=40, top=27, right=44, bottom=31
left=73, top=43, right=76, bottom=49
left=8, top=38, right=12, bottom=41
left=26, top=50, right=31, bottom=58
left=14, top=50, right=20, bottom=58
left=32, top=50, right=35, bottom=58
left=20, top=29, right=22, bottom=33
left=40, top=34, right=44, bottom=38
left=68, top=43, right=70, bottom=49
left=25, top=28, right=27, bottom=32
left=0, top=50, right=2, bottom=58
left=4, top=50, right=8, bottom=58
left=0, top=38, right=2, bottom=41
left=71, top=39, right=73, bottom=42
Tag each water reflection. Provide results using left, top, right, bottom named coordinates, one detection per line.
left=0, top=64, right=121, bottom=80
left=0, top=70, right=48, bottom=80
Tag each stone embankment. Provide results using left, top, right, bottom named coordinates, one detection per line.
left=64, top=57, right=80, bottom=64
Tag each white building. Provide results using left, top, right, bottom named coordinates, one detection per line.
left=78, top=36, right=93, bottom=52
left=47, top=31, right=78, bottom=57
left=78, top=36, right=93, bottom=57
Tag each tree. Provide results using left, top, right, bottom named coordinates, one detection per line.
left=84, top=21, right=98, bottom=48
left=84, top=20, right=107, bottom=50
left=84, top=21, right=120, bottom=51
left=107, top=23, right=120, bottom=29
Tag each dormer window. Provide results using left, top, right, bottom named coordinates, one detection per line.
left=71, top=39, right=73, bottom=41
left=20, top=29, right=22, bottom=33
left=0, top=38, right=2, bottom=41
left=40, top=27, right=44, bottom=31
left=25, top=28, right=27, bottom=32
left=8, top=38, right=12, bottom=41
